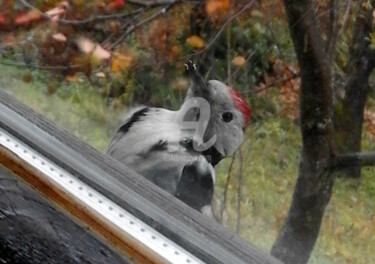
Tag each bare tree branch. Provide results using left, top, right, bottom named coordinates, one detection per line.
left=127, top=0, right=197, bottom=7
left=236, top=148, right=243, bottom=235
left=337, top=0, right=352, bottom=37
left=260, top=2, right=284, bottom=58
left=227, top=25, right=232, bottom=84
left=219, top=152, right=237, bottom=223
left=253, top=72, right=300, bottom=94
left=18, top=0, right=144, bottom=25
left=369, top=48, right=375, bottom=70
left=0, top=59, right=82, bottom=71
left=325, top=0, right=339, bottom=63
left=230, top=50, right=256, bottom=82
left=334, top=0, right=375, bottom=179
left=109, top=5, right=173, bottom=50
left=193, top=1, right=256, bottom=56
left=333, top=152, right=375, bottom=168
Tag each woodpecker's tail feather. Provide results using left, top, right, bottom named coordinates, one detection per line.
left=175, top=159, right=214, bottom=213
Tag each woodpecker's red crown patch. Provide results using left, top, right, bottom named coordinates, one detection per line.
left=229, top=87, right=251, bottom=127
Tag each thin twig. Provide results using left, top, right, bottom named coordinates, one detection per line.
left=18, top=0, right=144, bottom=25
left=247, top=2, right=316, bottom=78
left=338, top=0, right=352, bottom=37
left=127, top=0, right=196, bottom=7
left=261, top=2, right=284, bottom=58
left=236, top=148, right=243, bottom=234
left=227, top=23, right=231, bottom=84
left=219, top=152, right=237, bottom=223
left=325, top=0, right=339, bottom=63
left=230, top=50, right=256, bottom=82
left=192, top=1, right=256, bottom=56
left=250, top=72, right=300, bottom=94
left=101, top=7, right=150, bottom=47
left=109, top=5, right=174, bottom=50
left=0, top=59, right=83, bottom=70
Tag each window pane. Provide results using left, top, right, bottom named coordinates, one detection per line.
left=1, top=1, right=374, bottom=264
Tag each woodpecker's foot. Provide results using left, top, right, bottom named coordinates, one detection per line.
left=184, top=60, right=197, bottom=73
left=184, top=60, right=209, bottom=94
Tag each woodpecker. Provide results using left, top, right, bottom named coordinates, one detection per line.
left=107, top=61, right=251, bottom=214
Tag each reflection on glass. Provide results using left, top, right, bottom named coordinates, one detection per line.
left=1, top=1, right=374, bottom=264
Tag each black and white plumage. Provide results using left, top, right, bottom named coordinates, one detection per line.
left=107, top=61, right=251, bottom=214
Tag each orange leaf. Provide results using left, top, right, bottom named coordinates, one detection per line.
left=232, top=55, right=246, bottom=67
left=111, top=53, right=133, bottom=72
left=15, top=9, right=41, bottom=25
left=14, top=12, right=28, bottom=25
left=186, top=35, right=205, bottom=49
left=206, top=0, right=230, bottom=17
left=65, top=74, right=80, bottom=82
left=108, top=0, right=125, bottom=10
left=28, top=9, right=41, bottom=20
left=3, top=34, right=15, bottom=45
left=0, top=14, right=5, bottom=24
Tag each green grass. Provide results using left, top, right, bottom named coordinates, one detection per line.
left=214, top=118, right=375, bottom=264
left=0, top=65, right=374, bottom=264
left=0, top=66, right=123, bottom=151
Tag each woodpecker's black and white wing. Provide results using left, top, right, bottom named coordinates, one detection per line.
left=107, top=107, right=215, bottom=213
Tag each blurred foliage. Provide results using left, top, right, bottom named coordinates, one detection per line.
left=0, top=0, right=294, bottom=111
left=1, top=0, right=375, bottom=264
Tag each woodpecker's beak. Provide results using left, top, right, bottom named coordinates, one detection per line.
left=185, top=60, right=210, bottom=98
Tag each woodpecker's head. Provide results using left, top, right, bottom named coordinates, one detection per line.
left=184, top=61, right=251, bottom=157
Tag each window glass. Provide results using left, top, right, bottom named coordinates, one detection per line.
left=1, top=1, right=374, bottom=264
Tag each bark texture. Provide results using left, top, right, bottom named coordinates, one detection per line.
left=271, top=1, right=336, bottom=263
left=334, top=0, right=375, bottom=179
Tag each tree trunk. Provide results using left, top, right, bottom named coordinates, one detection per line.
left=271, top=1, right=336, bottom=264
left=334, top=0, right=375, bottom=179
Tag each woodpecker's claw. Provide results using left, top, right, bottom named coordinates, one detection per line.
left=184, top=60, right=197, bottom=72
left=184, top=60, right=209, bottom=96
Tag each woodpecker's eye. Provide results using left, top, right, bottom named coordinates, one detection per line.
left=222, top=112, right=233, bottom=123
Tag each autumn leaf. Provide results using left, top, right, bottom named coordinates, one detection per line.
left=186, top=35, right=205, bottom=49
left=108, top=0, right=125, bottom=10
left=250, top=10, right=264, bottom=19
left=65, top=74, right=82, bottom=82
left=0, top=14, right=5, bottom=25
left=2, top=34, right=15, bottom=45
left=52, top=33, right=67, bottom=43
left=14, top=10, right=41, bottom=25
left=46, top=2, right=69, bottom=18
left=111, top=52, right=133, bottom=72
left=362, top=0, right=372, bottom=11
left=76, top=37, right=111, bottom=62
left=173, top=78, right=189, bottom=92
left=72, top=0, right=86, bottom=6
left=107, top=21, right=121, bottom=36
left=45, top=8, right=64, bottom=17
left=232, top=55, right=246, bottom=67
left=206, top=0, right=230, bottom=17
left=96, top=72, right=106, bottom=78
